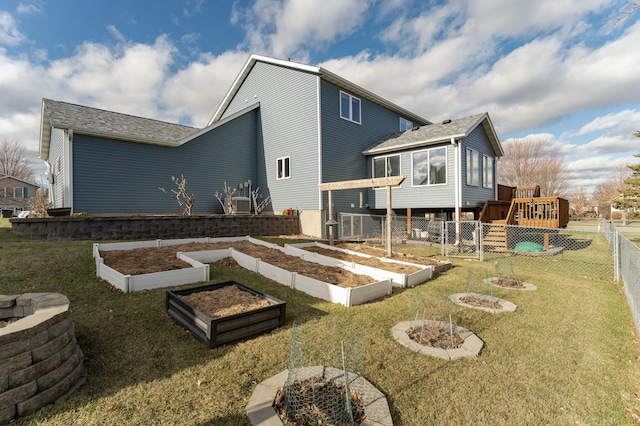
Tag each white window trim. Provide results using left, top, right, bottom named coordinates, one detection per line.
left=340, top=91, right=361, bottom=124
left=277, top=156, right=291, bottom=180
left=483, top=154, right=494, bottom=189
left=466, top=148, right=480, bottom=187
left=400, top=117, right=413, bottom=131
left=373, top=154, right=401, bottom=189
left=411, top=147, right=448, bottom=187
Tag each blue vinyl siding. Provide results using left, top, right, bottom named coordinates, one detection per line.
left=49, top=128, right=65, bottom=208
left=320, top=80, right=405, bottom=217
left=221, top=61, right=319, bottom=212
left=460, top=125, right=496, bottom=207
left=368, top=143, right=457, bottom=210
left=72, top=108, right=258, bottom=213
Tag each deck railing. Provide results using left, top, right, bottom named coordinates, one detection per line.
left=506, top=197, right=569, bottom=228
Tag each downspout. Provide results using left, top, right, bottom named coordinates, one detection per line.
left=452, top=137, right=460, bottom=222
left=65, top=129, right=74, bottom=214
left=316, top=76, right=324, bottom=238
left=44, top=160, right=55, bottom=206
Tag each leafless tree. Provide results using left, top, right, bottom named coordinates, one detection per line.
left=592, top=164, right=631, bottom=219
left=0, top=139, right=34, bottom=181
left=567, top=187, right=591, bottom=217
left=251, top=187, right=271, bottom=214
left=214, top=182, right=237, bottom=214
left=498, top=136, right=569, bottom=197
left=159, top=175, right=198, bottom=216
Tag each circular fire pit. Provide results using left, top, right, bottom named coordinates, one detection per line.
left=0, top=293, right=85, bottom=424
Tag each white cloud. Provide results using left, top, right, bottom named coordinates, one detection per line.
left=0, top=11, right=25, bottom=46
left=234, top=0, right=373, bottom=59
left=575, top=109, right=640, bottom=135
left=16, top=3, right=41, bottom=15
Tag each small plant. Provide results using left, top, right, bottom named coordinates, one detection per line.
left=251, top=187, right=271, bottom=215
left=214, top=182, right=237, bottom=214
left=26, top=189, right=51, bottom=218
left=159, top=175, right=198, bottom=216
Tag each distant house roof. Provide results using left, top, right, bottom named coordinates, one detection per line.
left=0, top=174, right=39, bottom=188
left=208, top=54, right=431, bottom=127
left=362, top=112, right=503, bottom=156
left=39, top=99, right=198, bottom=160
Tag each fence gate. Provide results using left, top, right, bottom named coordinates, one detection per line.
left=444, top=220, right=480, bottom=258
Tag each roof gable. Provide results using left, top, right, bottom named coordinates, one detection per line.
left=208, top=54, right=430, bottom=127
left=362, top=112, right=503, bottom=156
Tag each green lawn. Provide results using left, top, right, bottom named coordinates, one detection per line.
left=2, top=220, right=640, bottom=425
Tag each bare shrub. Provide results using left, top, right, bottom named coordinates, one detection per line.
left=159, top=175, right=198, bottom=216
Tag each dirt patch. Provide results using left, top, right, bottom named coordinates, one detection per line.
left=459, top=294, right=503, bottom=309
left=492, top=278, right=524, bottom=288
left=180, top=285, right=270, bottom=318
left=407, top=324, right=464, bottom=349
left=273, top=378, right=366, bottom=426
left=303, top=246, right=422, bottom=274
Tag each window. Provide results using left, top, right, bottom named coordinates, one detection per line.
left=466, top=148, right=479, bottom=186
left=373, top=155, right=400, bottom=179
left=400, top=118, right=413, bottom=131
left=340, top=91, right=361, bottom=124
left=412, top=147, right=447, bottom=186
left=13, top=187, right=26, bottom=198
left=277, top=156, right=290, bottom=179
left=483, top=155, right=494, bottom=188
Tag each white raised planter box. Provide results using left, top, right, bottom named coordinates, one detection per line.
left=285, top=242, right=433, bottom=288
left=94, top=237, right=392, bottom=306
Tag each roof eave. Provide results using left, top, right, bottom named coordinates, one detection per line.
left=362, top=133, right=466, bottom=155
left=39, top=99, right=51, bottom=161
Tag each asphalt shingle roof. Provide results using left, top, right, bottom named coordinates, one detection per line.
left=363, top=112, right=494, bottom=154
left=42, top=99, right=198, bottom=145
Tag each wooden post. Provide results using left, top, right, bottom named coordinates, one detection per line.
left=386, top=185, right=392, bottom=258
left=407, top=208, right=412, bottom=240
left=328, top=189, right=334, bottom=246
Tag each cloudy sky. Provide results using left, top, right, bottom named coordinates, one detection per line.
left=1, top=0, right=639, bottom=193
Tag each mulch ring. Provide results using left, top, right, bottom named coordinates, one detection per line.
left=459, top=294, right=503, bottom=309
left=407, top=324, right=464, bottom=349
left=273, top=377, right=366, bottom=426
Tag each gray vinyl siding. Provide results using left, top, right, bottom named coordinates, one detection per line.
left=72, top=108, right=258, bottom=213
left=221, top=61, right=320, bottom=211
left=368, top=142, right=457, bottom=210
left=460, top=125, right=496, bottom=207
left=320, top=80, right=406, bottom=218
left=49, top=128, right=65, bottom=208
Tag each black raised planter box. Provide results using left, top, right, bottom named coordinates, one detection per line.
left=166, top=281, right=286, bottom=348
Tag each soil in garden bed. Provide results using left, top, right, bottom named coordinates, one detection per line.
left=407, top=324, right=464, bottom=349
left=273, top=377, right=366, bottom=426
left=336, top=243, right=444, bottom=267
left=303, top=246, right=422, bottom=274
left=459, top=294, right=503, bottom=309
left=179, top=285, right=271, bottom=318
left=492, top=277, right=524, bottom=288
left=100, top=241, right=373, bottom=288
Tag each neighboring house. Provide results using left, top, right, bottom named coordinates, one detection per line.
left=0, top=174, right=39, bottom=217
left=38, top=54, right=503, bottom=237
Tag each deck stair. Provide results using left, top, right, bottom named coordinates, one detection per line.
left=482, top=221, right=508, bottom=252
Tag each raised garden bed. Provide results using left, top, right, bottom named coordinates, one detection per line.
left=166, top=281, right=286, bottom=348
left=95, top=237, right=393, bottom=306
left=284, top=242, right=435, bottom=288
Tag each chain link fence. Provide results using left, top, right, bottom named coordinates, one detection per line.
left=338, top=213, right=614, bottom=280
left=604, top=221, right=640, bottom=335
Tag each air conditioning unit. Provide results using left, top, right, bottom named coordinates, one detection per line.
left=232, top=197, right=251, bottom=214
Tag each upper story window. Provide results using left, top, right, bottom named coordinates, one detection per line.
left=277, top=156, right=290, bottom=180
left=400, top=118, right=413, bottom=131
left=466, top=148, right=480, bottom=186
left=340, top=91, right=361, bottom=124
left=483, top=155, right=494, bottom=189
left=373, top=154, right=400, bottom=180
left=13, top=187, right=26, bottom=198
left=412, top=147, right=447, bottom=186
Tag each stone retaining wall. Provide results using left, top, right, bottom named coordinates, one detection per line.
left=0, top=293, right=85, bottom=424
left=10, top=214, right=300, bottom=240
